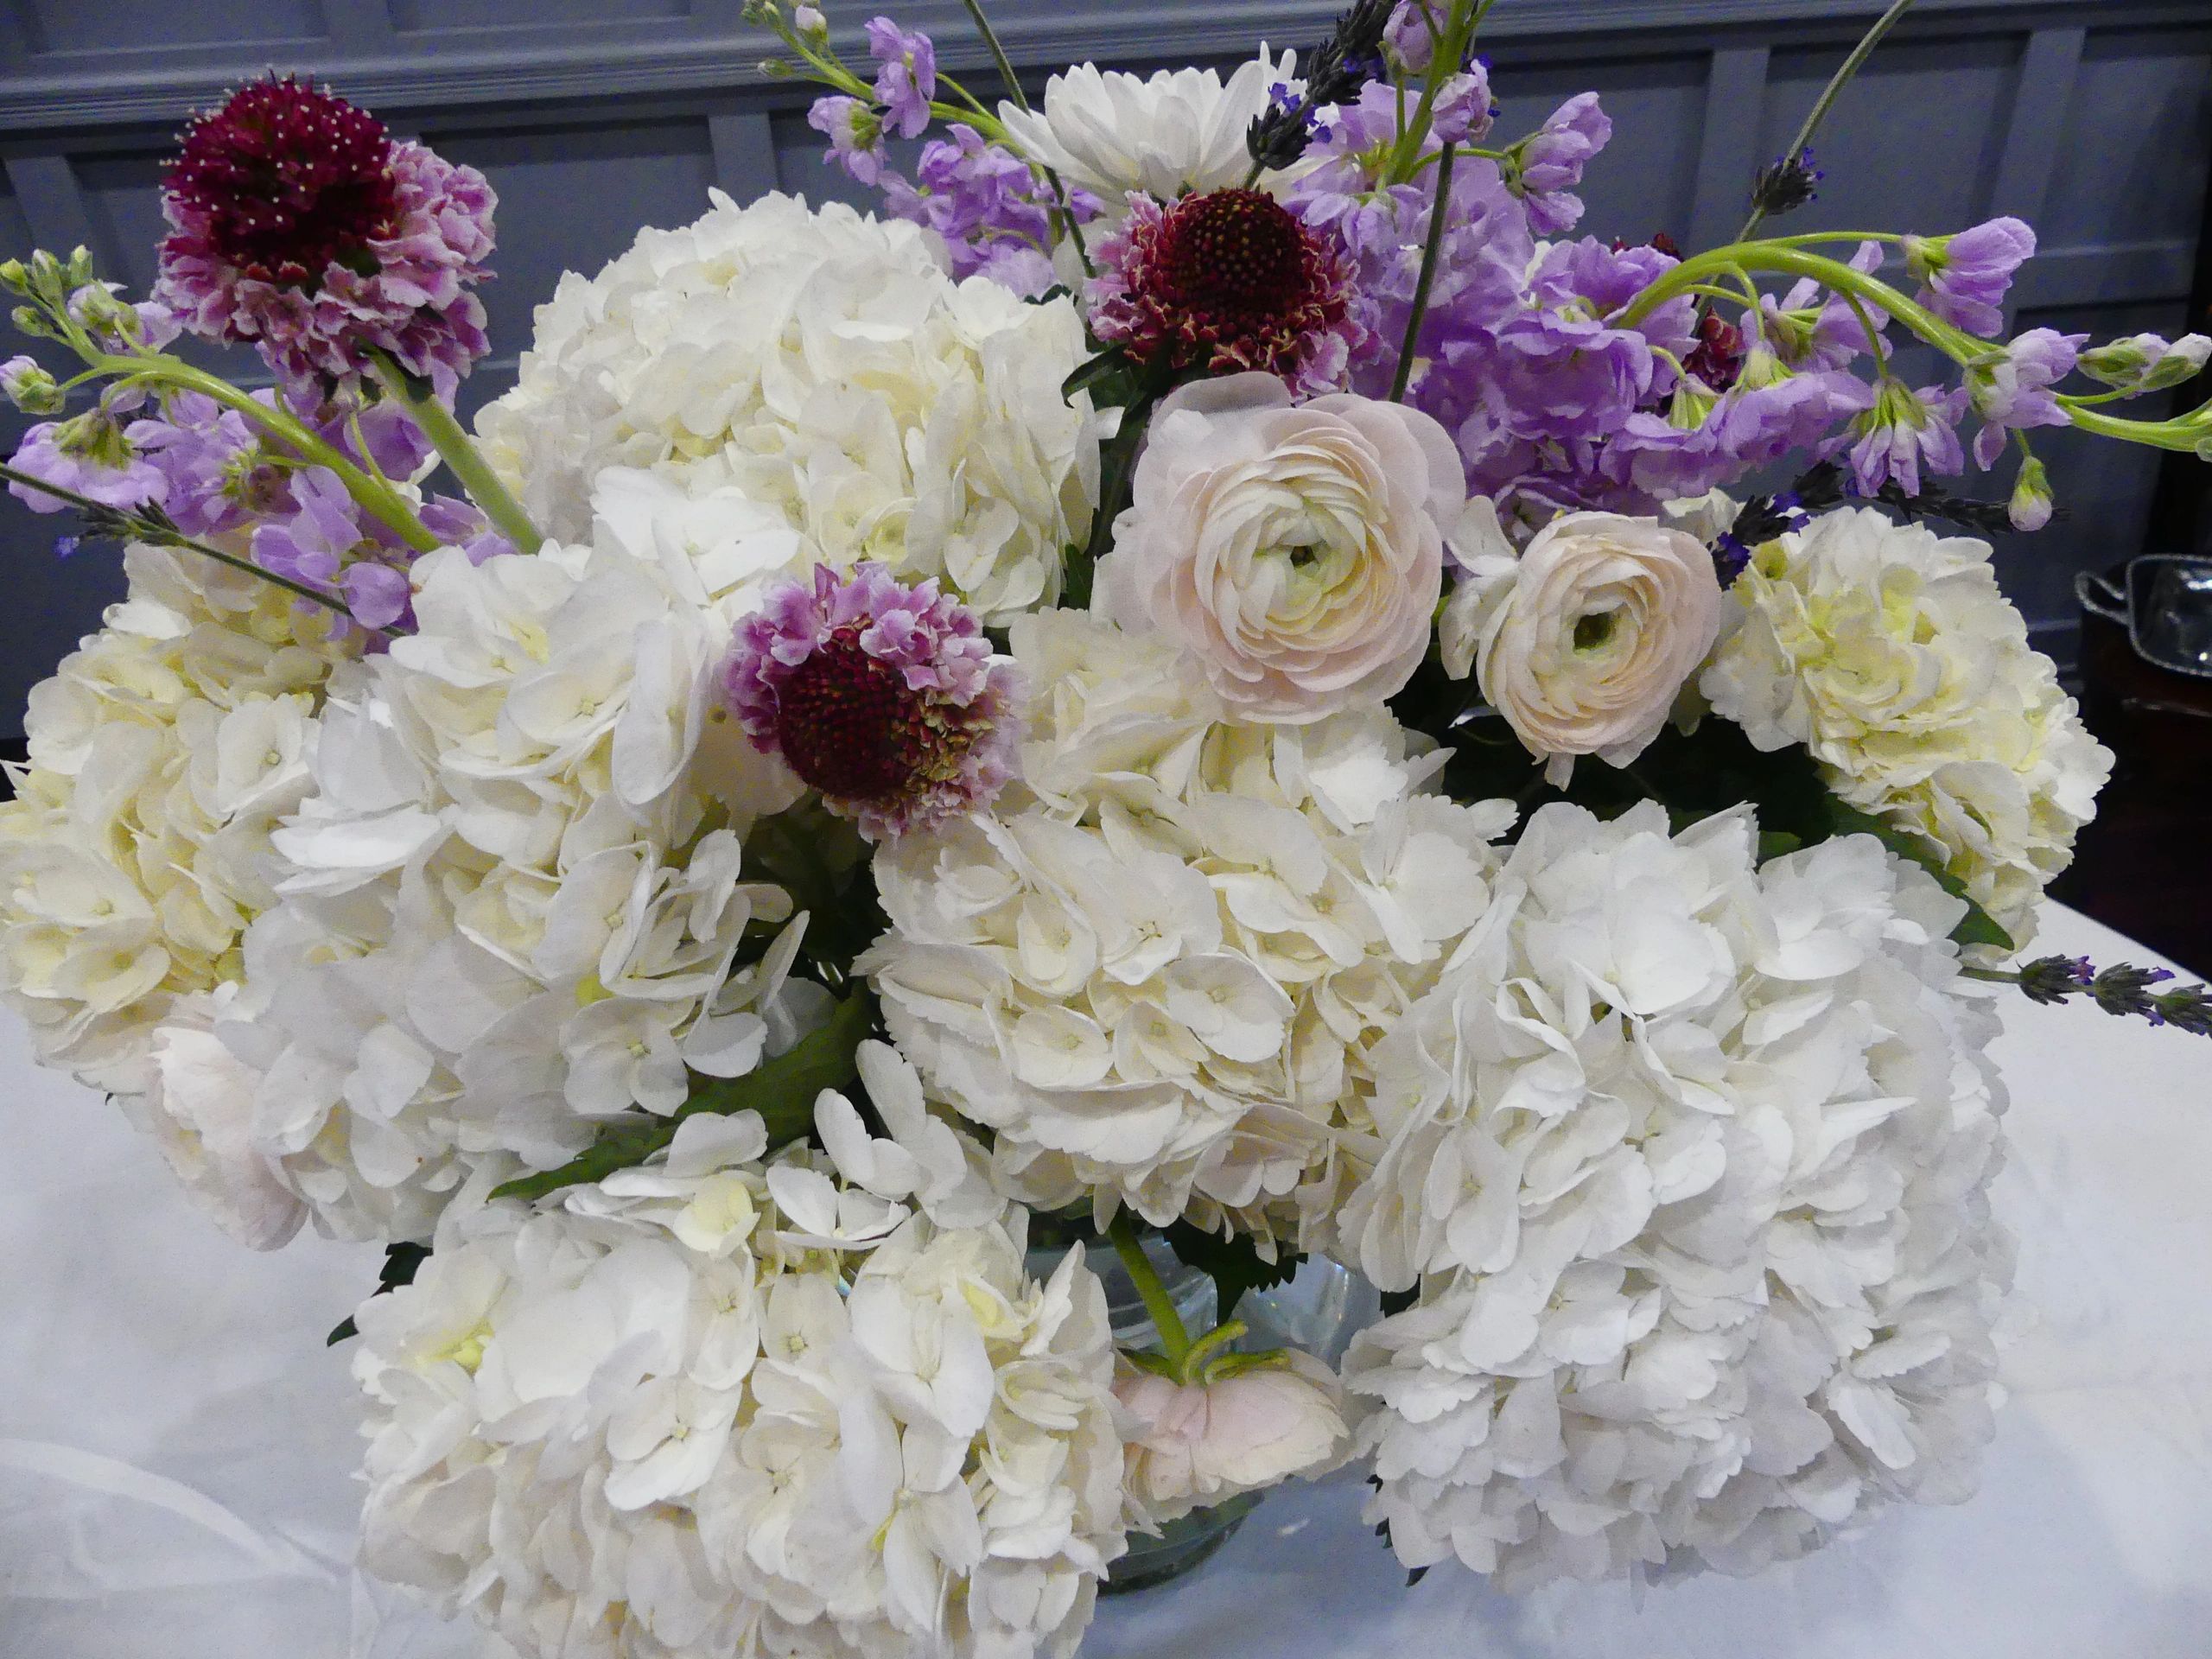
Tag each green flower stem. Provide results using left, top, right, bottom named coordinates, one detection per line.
left=1381, top=0, right=1484, bottom=185
left=1620, top=240, right=2212, bottom=454
left=1390, top=140, right=1459, bottom=403
left=1108, top=1212, right=1193, bottom=1370
left=93, top=353, right=440, bottom=552
left=1613, top=243, right=1978, bottom=357
left=1738, top=0, right=1916, bottom=241
left=367, top=353, right=543, bottom=554
left=0, top=461, right=388, bottom=630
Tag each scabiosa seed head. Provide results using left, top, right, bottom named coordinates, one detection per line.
left=156, top=75, right=496, bottom=398
left=164, top=75, right=399, bottom=289
left=724, top=563, right=1021, bottom=842
left=1090, top=188, right=1363, bottom=392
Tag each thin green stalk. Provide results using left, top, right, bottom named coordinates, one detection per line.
left=94, top=353, right=439, bottom=552
left=1381, top=0, right=1483, bottom=185
left=1108, top=1213, right=1192, bottom=1367
left=0, top=461, right=389, bottom=630
left=1738, top=0, right=1916, bottom=241
left=1390, top=140, right=1459, bottom=402
left=368, top=353, right=543, bottom=554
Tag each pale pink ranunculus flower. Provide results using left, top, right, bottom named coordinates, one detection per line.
left=1096, top=373, right=1458, bottom=723
left=1114, top=1349, right=1350, bottom=1523
left=1441, top=500, right=1722, bottom=785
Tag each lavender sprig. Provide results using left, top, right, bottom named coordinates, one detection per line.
left=1245, top=0, right=1395, bottom=175
left=1748, top=146, right=1824, bottom=219
left=1977, top=955, right=2212, bottom=1037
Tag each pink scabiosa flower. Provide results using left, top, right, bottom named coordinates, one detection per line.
left=155, top=75, right=495, bottom=397
left=723, top=563, right=1020, bottom=842
left=1090, top=187, right=1364, bottom=393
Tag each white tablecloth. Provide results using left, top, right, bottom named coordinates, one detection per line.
left=5, top=903, right=2210, bottom=1658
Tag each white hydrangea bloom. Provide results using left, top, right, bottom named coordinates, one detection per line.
left=224, top=473, right=817, bottom=1241
left=353, top=1113, right=1126, bottom=1659
left=860, top=611, right=1511, bottom=1252
left=1343, top=801, right=2012, bottom=1590
left=0, top=543, right=354, bottom=1096
left=1701, top=506, right=2111, bottom=945
left=476, top=192, right=1104, bottom=624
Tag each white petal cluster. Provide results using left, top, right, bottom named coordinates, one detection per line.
left=0, top=543, right=353, bottom=1095
left=997, top=51, right=1296, bottom=207
left=1342, top=801, right=2012, bottom=1589
left=353, top=1109, right=1125, bottom=1659
left=1701, top=506, right=2111, bottom=945
left=861, top=610, right=1510, bottom=1252
left=226, top=474, right=817, bottom=1241
left=476, top=192, right=1104, bottom=624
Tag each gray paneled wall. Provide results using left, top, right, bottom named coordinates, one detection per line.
left=2, top=1, right=2208, bottom=736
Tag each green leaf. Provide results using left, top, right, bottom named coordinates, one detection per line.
left=1162, top=1219, right=1304, bottom=1320
left=488, top=989, right=876, bottom=1205
left=1821, top=799, right=2015, bottom=951
left=1061, top=346, right=1133, bottom=404
left=327, top=1241, right=431, bottom=1345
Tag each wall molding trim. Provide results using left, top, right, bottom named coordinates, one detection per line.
left=3, top=0, right=2205, bottom=134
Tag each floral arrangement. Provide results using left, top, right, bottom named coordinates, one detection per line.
left=4, top=1, right=2212, bottom=1652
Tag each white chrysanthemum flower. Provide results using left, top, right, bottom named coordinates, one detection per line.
left=353, top=1112, right=1126, bottom=1659
left=476, top=192, right=1104, bottom=624
left=0, top=543, right=354, bottom=1096
left=997, top=50, right=1296, bottom=207
left=224, top=472, right=817, bottom=1241
left=1342, top=801, right=2012, bottom=1590
left=860, top=611, right=1510, bottom=1252
left=1700, top=506, right=2111, bottom=945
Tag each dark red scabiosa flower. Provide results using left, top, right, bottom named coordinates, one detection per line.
left=1090, top=188, right=1364, bottom=392
left=164, top=75, right=400, bottom=289
left=723, top=563, right=1021, bottom=842
left=156, top=75, right=496, bottom=397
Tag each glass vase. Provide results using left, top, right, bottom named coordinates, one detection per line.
left=1031, top=1233, right=1371, bottom=1593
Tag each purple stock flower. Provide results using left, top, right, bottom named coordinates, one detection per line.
left=1754, top=239, right=1890, bottom=369
left=809, top=95, right=888, bottom=186
left=1829, top=379, right=1968, bottom=497
left=865, top=17, right=937, bottom=139
left=1967, top=327, right=2083, bottom=467
left=1385, top=0, right=1440, bottom=73
left=881, top=124, right=1074, bottom=296
left=1905, top=216, right=2034, bottom=338
left=129, top=391, right=265, bottom=536
left=7, top=396, right=167, bottom=515
left=156, top=76, right=496, bottom=398
left=1508, top=92, right=1610, bottom=235
left=419, top=494, right=517, bottom=567
left=251, top=464, right=442, bottom=635
left=1431, top=67, right=1497, bottom=147
left=723, top=563, right=1019, bottom=842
